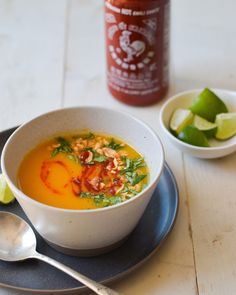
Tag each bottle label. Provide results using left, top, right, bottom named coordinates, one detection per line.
left=105, top=0, right=169, bottom=97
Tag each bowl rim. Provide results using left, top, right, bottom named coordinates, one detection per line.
left=160, top=88, right=236, bottom=152
left=1, top=106, right=165, bottom=214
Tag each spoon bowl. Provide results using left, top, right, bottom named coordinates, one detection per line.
left=0, top=211, right=120, bottom=295
left=0, top=212, right=36, bottom=261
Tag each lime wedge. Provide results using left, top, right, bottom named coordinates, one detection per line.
left=178, top=125, right=210, bottom=147
left=193, top=115, right=217, bottom=138
left=170, top=108, right=193, bottom=135
left=0, top=174, right=15, bottom=204
left=190, top=88, right=228, bottom=122
left=215, top=112, right=236, bottom=140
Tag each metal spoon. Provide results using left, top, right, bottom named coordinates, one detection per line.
left=0, top=211, right=120, bottom=295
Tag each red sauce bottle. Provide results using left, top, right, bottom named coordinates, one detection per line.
left=105, top=0, right=170, bottom=106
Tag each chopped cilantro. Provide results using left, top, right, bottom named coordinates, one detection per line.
left=120, top=157, right=146, bottom=186
left=93, top=195, right=109, bottom=205
left=121, top=157, right=146, bottom=174
left=121, top=185, right=139, bottom=196
left=80, top=192, right=92, bottom=198
left=79, top=192, right=122, bottom=207
left=51, top=137, right=72, bottom=157
left=57, top=137, right=70, bottom=146
left=109, top=196, right=122, bottom=205
left=126, top=172, right=146, bottom=186
left=79, top=149, right=107, bottom=164
left=133, top=158, right=146, bottom=169
left=93, top=154, right=108, bottom=163
left=93, top=195, right=122, bottom=206
left=51, top=148, right=59, bottom=157
left=107, top=138, right=123, bottom=150
left=85, top=149, right=108, bottom=163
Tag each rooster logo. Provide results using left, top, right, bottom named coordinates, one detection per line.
left=119, top=30, right=146, bottom=63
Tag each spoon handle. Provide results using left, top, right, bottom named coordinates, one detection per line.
left=33, top=252, right=121, bottom=295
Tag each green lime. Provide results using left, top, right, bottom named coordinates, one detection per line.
left=178, top=125, right=210, bottom=147
left=193, top=115, right=217, bottom=138
left=0, top=174, right=15, bottom=204
left=215, top=112, right=236, bottom=140
left=190, top=88, right=228, bottom=122
left=170, top=108, right=193, bottom=135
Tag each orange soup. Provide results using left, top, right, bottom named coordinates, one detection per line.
left=18, top=132, right=149, bottom=210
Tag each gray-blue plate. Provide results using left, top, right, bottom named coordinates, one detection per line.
left=0, top=127, right=179, bottom=294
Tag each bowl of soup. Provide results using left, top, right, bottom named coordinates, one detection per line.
left=1, top=107, right=164, bottom=256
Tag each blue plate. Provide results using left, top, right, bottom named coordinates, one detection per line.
left=0, top=127, right=179, bottom=294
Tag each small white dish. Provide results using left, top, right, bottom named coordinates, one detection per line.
left=160, top=89, right=236, bottom=159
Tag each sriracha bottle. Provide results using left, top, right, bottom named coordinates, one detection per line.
left=105, top=0, right=170, bottom=106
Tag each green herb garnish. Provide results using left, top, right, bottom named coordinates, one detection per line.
left=80, top=192, right=92, bottom=198
left=79, top=192, right=122, bottom=207
left=93, top=195, right=122, bottom=206
left=121, top=157, right=146, bottom=174
left=120, top=157, right=146, bottom=186
left=93, top=154, right=108, bottom=163
left=51, top=137, right=72, bottom=157
left=121, top=185, right=139, bottom=196
left=125, top=172, right=146, bottom=186
left=80, top=149, right=108, bottom=164
left=107, top=138, right=123, bottom=150
left=109, top=196, right=123, bottom=205
left=93, top=194, right=110, bottom=205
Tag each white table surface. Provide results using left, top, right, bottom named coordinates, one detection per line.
left=0, top=0, right=236, bottom=294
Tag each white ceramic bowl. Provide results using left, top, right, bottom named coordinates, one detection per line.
left=1, top=107, right=164, bottom=256
left=160, top=89, right=236, bottom=159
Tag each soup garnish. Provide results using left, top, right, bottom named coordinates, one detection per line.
left=18, top=132, right=149, bottom=209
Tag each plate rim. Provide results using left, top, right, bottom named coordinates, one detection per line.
left=0, top=127, right=179, bottom=294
